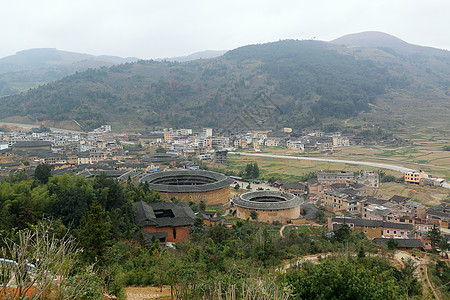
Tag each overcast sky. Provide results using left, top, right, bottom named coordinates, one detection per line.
left=1, top=0, right=449, bottom=59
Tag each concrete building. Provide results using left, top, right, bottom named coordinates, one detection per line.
left=317, top=170, right=354, bottom=186
left=404, top=170, right=425, bottom=185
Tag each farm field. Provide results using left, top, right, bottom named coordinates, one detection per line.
left=243, top=144, right=450, bottom=180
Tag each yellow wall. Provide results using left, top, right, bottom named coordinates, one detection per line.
left=236, top=206, right=301, bottom=224
left=159, top=186, right=231, bottom=205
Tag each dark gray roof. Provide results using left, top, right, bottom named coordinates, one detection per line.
left=233, top=191, right=304, bottom=210
left=139, top=170, right=234, bottom=193
left=78, top=169, right=130, bottom=178
left=366, top=197, right=387, bottom=205
left=389, top=195, right=411, bottom=203
left=331, top=217, right=413, bottom=230
left=372, top=238, right=424, bottom=249
left=13, top=141, right=52, bottom=148
left=282, top=182, right=307, bottom=190
left=427, top=203, right=450, bottom=218
left=196, top=212, right=223, bottom=222
left=330, top=183, right=347, bottom=189
left=134, top=201, right=196, bottom=228
left=348, top=182, right=365, bottom=189
left=141, top=153, right=181, bottom=163
left=403, top=201, right=422, bottom=209
left=300, top=203, right=319, bottom=220
left=307, top=178, right=318, bottom=184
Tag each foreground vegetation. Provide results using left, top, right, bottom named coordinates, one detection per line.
left=0, top=170, right=425, bottom=299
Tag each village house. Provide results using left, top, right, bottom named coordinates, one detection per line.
left=329, top=217, right=414, bottom=239
left=317, top=170, right=354, bottom=186
left=281, top=182, right=308, bottom=196
left=196, top=211, right=223, bottom=227
left=134, top=201, right=195, bottom=243
left=404, top=170, right=425, bottom=185
left=320, top=190, right=362, bottom=214
left=426, top=203, right=450, bottom=228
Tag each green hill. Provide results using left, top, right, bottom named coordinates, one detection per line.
left=0, top=48, right=138, bottom=96
left=0, top=36, right=448, bottom=133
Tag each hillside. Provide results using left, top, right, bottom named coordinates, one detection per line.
left=331, top=31, right=449, bottom=56
left=0, top=35, right=449, bottom=133
left=157, top=50, right=227, bottom=62
left=0, top=48, right=138, bottom=96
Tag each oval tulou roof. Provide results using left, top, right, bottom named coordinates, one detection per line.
left=139, top=170, right=234, bottom=193
left=234, top=190, right=304, bottom=210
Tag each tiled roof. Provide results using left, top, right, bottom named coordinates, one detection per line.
left=331, top=217, right=413, bottom=230
left=282, top=182, right=307, bottom=190
left=134, top=201, right=195, bottom=228
left=389, top=195, right=411, bottom=203
left=427, top=203, right=450, bottom=218
left=372, top=238, right=423, bottom=249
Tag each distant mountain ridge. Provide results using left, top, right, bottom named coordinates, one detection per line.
left=331, top=31, right=449, bottom=56
left=157, top=50, right=227, bottom=62
left=0, top=48, right=139, bottom=97
left=0, top=32, right=448, bottom=134
left=0, top=48, right=138, bottom=74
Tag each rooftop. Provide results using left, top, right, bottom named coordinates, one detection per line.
left=134, top=201, right=196, bottom=228
left=139, top=170, right=234, bottom=193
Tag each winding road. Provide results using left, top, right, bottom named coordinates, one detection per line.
left=229, top=152, right=450, bottom=189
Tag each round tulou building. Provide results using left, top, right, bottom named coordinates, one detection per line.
left=233, top=190, right=304, bottom=224
left=139, top=170, right=234, bottom=204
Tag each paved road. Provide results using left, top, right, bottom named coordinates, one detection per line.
left=230, top=152, right=450, bottom=189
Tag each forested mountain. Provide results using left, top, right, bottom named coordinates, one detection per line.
left=157, top=50, right=227, bottom=62
left=0, top=48, right=138, bottom=96
left=0, top=35, right=449, bottom=132
left=331, top=31, right=449, bottom=56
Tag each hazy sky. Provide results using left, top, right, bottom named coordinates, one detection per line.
left=1, top=0, right=449, bottom=59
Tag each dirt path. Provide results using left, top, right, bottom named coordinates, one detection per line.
left=125, top=286, right=172, bottom=300
left=423, top=263, right=441, bottom=300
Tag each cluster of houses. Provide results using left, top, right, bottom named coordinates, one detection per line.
left=230, top=129, right=352, bottom=152
left=314, top=170, right=450, bottom=251
left=0, top=125, right=359, bottom=177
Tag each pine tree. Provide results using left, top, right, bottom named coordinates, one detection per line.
left=78, top=201, right=112, bottom=265
left=427, top=224, right=443, bottom=253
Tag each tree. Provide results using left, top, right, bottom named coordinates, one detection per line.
left=358, top=246, right=366, bottom=258
left=34, top=163, right=52, bottom=184
left=78, top=201, right=112, bottom=265
left=156, top=146, right=166, bottom=153
left=334, top=223, right=351, bottom=243
left=191, top=218, right=205, bottom=236
left=379, top=170, right=396, bottom=183
left=199, top=200, right=206, bottom=211
left=427, top=224, right=443, bottom=253
left=286, top=258, right=404, bottom=299
left=250, top=210, right=258, bottom=221
left=387, top=238, right=398, bottom=250
left=234, top=183, right=240, bottom=190
left=246, top=183, right=251, bottom=190
left=252, top=162, right=260, bottom=178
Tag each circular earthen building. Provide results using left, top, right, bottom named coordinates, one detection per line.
left=139, top=170, right=233, bottom=204
left=233, top=190, right=304, bottom=224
